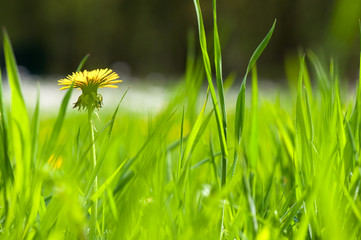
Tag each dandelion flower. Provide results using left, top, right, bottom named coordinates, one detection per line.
left=48, top=154, right=63, bottom=169
left=58, top=68, right=122, bottom=110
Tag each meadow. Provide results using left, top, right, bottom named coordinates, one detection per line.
left=1, top=1, right=361, bottom=239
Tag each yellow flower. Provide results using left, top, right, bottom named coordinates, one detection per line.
left=58, top=68, right=122, bottom=110
left=48, top=154, right=63, bottom=169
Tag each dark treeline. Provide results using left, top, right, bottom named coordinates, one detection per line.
left=0, top=0, right=360, bottom=80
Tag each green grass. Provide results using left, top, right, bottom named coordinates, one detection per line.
left=1, top=3, right=361, bottom=240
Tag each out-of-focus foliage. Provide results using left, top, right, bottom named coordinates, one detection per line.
left=1, top=0, right=360, bottom=78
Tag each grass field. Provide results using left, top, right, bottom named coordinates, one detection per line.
left=1, top=1, right=361, bottom=239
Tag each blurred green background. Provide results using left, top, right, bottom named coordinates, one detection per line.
left=0, top=0, right=361, bottom=80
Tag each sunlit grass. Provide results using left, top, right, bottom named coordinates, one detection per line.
left=1, top=4, right=361, bottom=240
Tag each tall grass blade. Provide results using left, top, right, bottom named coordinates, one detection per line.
left=108, top=88, right=129, bottom=138
left=193, top=0, right=228, bottom=169
left=3, top=29, right=31, bottom=182
left=212, top=0, right=228, bottom=186
left=248, top=66, right=259, bottom=168
left=182, top=90, right=209, bottom=168
left=0, top=68, right=13, bottom=183
left=235, top=19, right=276, bottom=145
left=233, top=20, right=276, bottom=178
left=213, top=0, right=227, bottom=139
left=0, top=67, right=13, bottom=225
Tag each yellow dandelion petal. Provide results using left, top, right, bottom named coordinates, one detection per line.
left=101, top=85, right=118, bottom=88
left=48, top=154, right=63, bottom=169
left=59, top=86, right=71, bottom=90
left=58, top=68, right=121, bottom=90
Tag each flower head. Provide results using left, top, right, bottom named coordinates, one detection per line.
left=58, top=68, right=122, bottom=111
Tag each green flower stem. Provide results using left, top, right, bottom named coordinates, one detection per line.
left=88, top=108, right=98, bottom=238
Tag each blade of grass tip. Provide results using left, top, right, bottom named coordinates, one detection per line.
left=246, top=19, right=277, bottom=79
left=31, top=83, right=40, bottom=166
left=76, top=54, right=90, bottom=72
left=235, top=19, right=276, bottom=145
left=302, top=57, right=313, bottom=102
left=193, top=0, right=228, bottom=162
left=232, top=20, right=276, bottom=178
left=182, top=89, right=209, bottom=168
left=297, top=55, right=314, bottom=143
left=108, top=88, right=129, bottom=138
left=296, top=55, right=306, bottom=134
left=307, top=51, right=329, bottom=92
left=213, top=0, right=227, bottom=139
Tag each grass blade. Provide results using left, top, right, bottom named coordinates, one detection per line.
left=3, top=29, right=31, bottom=179
left=248, top=65, right=259, bottom=168
left=31, top=83, right=40, bottom=165
left=0, top=67, right=13, bottom=183
left=182, top=90, right=209, bottom=167
left=235, top=19, right=276, bottom=144
left=193, top=0, right=228, bottom=166
left=90, top=160, right=127, bottom=202
left=76, top=54, right=90, bottom=72
left=213, top=0, right=227, bottom=139
left=108, top=88, right=129, bottom=138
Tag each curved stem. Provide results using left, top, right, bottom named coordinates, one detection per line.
left=88, top=109, right=98, bottom=238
